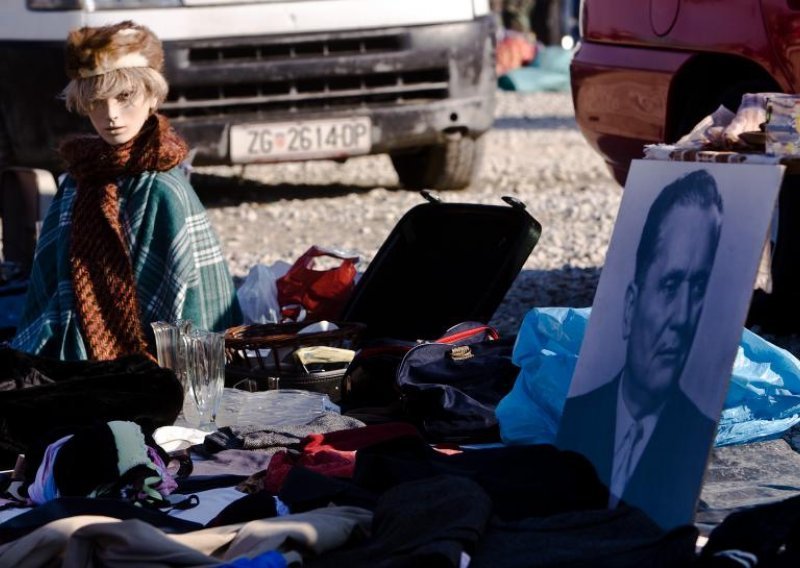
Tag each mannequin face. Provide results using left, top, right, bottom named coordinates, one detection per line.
left=87, top=89, right=156, bottom=146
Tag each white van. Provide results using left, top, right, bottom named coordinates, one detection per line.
left=0, top=0, right=496, bottom=190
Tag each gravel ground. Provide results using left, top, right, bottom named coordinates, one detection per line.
left=194, top=91, right=618, bottom=338
left=193, top=90, right=800, bottom=357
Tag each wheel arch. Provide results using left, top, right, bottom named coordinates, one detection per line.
left=666, top=53, right=782, bottom=142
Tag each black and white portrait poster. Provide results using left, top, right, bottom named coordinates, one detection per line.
left=556, top=159, right=784, bottom=529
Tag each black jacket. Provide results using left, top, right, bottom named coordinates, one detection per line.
left=557, top=373, right=717, bottom=529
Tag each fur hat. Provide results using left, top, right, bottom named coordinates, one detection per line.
left=65, top=20, right=164, bottom=80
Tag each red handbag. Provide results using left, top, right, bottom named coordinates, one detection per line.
left=276, top=246, right=359, bottom=322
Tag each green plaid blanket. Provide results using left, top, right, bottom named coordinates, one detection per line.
left=12, top=167, right=241, bottom=360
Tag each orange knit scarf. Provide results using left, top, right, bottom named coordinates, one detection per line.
left=61, top=114, right=188, bottom=360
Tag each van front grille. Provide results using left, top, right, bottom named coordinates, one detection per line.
left=161, top=68, right=449, bottom=119
left=188, top=34, right=404, bottom=64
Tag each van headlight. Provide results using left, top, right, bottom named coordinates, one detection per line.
left=28, top=0, right=181, bottom=9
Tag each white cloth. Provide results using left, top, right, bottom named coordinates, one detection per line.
left=153, top=425, right=209, bottom=453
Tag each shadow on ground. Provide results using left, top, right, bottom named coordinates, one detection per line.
left=490, top=266, right=601, bottom=336
left=192, top=172, right=401, bottom=207
left=492, top=116, right=577, bottom=131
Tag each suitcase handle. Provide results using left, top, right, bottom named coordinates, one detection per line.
left=420, top=189, right=442, bottom=204
left=501, top=195, right=527, bottom=210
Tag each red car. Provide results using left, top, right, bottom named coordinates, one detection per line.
left=572, top=0, right=796, bottom=185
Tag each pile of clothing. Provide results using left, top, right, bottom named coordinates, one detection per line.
left=1, top=400, right=798, bottom=567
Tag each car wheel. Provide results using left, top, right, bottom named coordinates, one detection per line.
left=390, top=135, right=485, bottom=191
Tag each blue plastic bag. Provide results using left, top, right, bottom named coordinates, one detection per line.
left=716, top=327, right=800, bottom=445
left=496, top=307, right=588, bottom=445
left=496, top=307, right=800, bottom=447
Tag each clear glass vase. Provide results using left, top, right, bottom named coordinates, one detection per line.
left=183, top=329, right=226, bottom=432
left=151, top=319, right=194, bottom=421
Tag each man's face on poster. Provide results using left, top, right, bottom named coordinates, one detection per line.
left=624, top=204, right=718, bottom=400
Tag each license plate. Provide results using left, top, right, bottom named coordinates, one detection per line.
left=230, top=117, right=372, bottom=162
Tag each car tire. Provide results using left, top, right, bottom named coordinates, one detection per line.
left=390, top=135, right=485, bottom=191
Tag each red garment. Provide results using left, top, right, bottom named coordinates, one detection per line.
left=263, top=422, right=421, bottom=494
left=496, top=34, right=536, bottom=76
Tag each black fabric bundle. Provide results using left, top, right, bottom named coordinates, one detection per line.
left=308, top=475, right=492, bottom=568
left=287, top=439, right=699, bottom=568
left=0, top=346, right=183, bottom=456
left=698, top=493, right=800, bottom=567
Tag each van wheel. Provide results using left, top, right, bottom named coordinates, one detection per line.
left=390, top=136, right=485, bottom=191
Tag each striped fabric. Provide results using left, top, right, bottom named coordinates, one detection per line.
left=643, top=144, right=781, bottom=165
left=12, top=167, right=241, bottom=360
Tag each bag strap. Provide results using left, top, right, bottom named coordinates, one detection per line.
left=352, top=323, right=499, bottom=360
left=437, top=323, right=499, bottom=345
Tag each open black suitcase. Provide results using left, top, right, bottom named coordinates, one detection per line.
left=221, top=192, right=541, bottom=406
left=341, top=191, right=542, bottom=341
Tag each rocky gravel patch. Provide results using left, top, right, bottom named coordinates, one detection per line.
left=194, top=90, right=800, bottom=359
left=194, top=91, right=619, bottom=338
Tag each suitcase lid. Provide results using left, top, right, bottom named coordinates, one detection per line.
left=341, top=193, right=542, bottom=341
